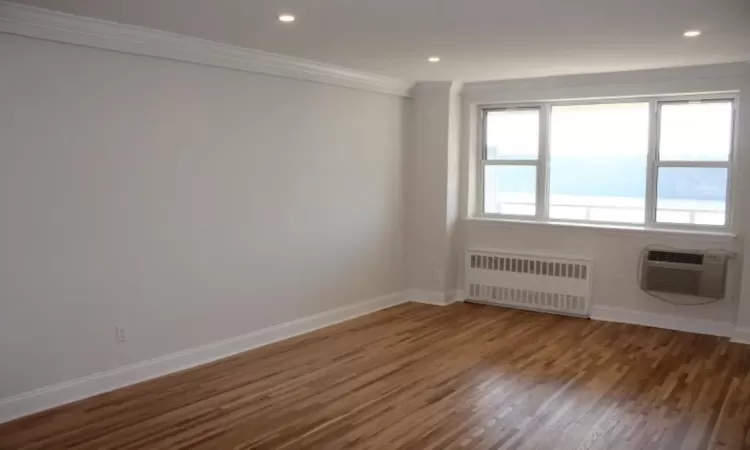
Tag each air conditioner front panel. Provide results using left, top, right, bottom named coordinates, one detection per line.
left=643, top=266, right=701, bottom=295
left=640, top=250, right=728, bottom=299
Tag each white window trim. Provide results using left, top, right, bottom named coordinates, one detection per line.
left=475, top=93, right=739, bottom=233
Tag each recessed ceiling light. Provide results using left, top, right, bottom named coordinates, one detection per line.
left=428, top=56, right=441, bottom=63
left=683, top=30, right=701, bottom=37
left=278, top=14, right=295, bottom=23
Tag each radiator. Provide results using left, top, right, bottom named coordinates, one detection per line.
left=465, top=249, right=593, bottom=317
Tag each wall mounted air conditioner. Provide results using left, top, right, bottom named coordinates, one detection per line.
left=640, top=249, right=728, bottom=299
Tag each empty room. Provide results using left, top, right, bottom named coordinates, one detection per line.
left=1, top=0, right=750, bottom=448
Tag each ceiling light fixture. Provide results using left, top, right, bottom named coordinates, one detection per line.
left=278, top=14, right=295, bottom=23
left=428, top=56, right=441, bottom=63
left=683, top=30, right=701, bottom=37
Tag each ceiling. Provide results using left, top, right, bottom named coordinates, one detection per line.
left=10, top=0, right=750, bottom=82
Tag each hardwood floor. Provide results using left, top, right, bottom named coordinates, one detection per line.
left=2, top=302, right=750, bottom=449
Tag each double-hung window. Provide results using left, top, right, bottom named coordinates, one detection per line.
left=479, top=96, right=736, bottom=230
left=482, top=107, right=542, bottom=217
left=654, top=100, right=734, bottom=226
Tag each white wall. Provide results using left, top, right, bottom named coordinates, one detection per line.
left=406, top=83, right=451, bottom=292
left=464, top=222, right=739, bottom=325
left=445, top=84, right=463, bottom=295
left=406, top=82, right=462, bottom=299
left=459, top=63, right=750, bottom=332
left=0, top=34, right=407, bottom=400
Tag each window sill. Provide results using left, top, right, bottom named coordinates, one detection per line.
left=464, top=216, right=737, bottom=241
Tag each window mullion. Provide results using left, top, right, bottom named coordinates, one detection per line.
left=478, top=160, right=486, bottom=214
left=477, top=109, right=487, bottom=215
left=537, top=104, right=550, bottom=220
left=645, top=100, right=658, bottom=226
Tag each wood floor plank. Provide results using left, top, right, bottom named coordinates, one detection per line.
left=1, top=302, right=750, bottom=449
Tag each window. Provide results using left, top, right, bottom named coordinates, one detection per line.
left=549, top=102, right=649, bottom=223
left=655, top=101, right=733, bottom=226
left=478, top=96, right=735, bottom=230
left=483, top=108, right=540, bottom=216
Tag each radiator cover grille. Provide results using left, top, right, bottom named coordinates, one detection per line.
left=469, top=254, right=588, bottom=280
left=465, top=250, right=593, bottom=317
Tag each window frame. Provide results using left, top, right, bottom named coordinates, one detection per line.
left=479, top=105, right=547, bottom=220
left=476, top=94, right=738, bottom=232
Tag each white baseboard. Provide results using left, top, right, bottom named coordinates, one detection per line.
left=731, top=327, right=750, bottom=344
left=591, top=305, right=734, bottom=338
left=0, top=290, right=407, bottom=425
left=405, top=289, right=454, bottom=306
left=447, top=289, right=466, bottom=304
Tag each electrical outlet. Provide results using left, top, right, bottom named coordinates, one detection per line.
left=433, top=269, right=443, bottom=282
left=115, top=326, right=126, bottom=343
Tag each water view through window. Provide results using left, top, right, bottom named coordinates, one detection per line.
left=483, top=99, right=732, bottom=226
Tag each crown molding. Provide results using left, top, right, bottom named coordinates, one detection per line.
left=0, top=1, right=412, bottom=97
left=462, top=62, right=750, bottom=99
left=410, top=81, right=464, bottom=97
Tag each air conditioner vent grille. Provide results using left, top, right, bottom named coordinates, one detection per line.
left=640, top=248, right=728, bottom=299
left=644, top=267, right=701, bottom=295
left=648, top=251, right=704, bottom=265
